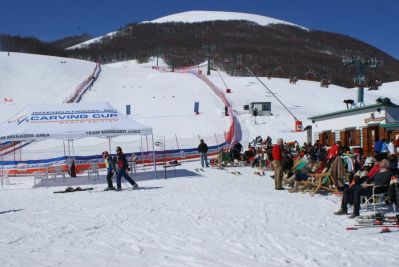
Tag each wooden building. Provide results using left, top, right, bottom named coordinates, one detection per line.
left=309, top=102, right=399, bottom=156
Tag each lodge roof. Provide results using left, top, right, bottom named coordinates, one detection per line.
left=308, top=102, right=399, bottom=121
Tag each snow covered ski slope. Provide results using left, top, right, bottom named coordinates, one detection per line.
left=0, top=52, right=96, bottom=122
left=1, top=53, right=399, bottom=267
left=1, top=161, right=398, bottom=267
left=207, top=71, right=399, bottom=144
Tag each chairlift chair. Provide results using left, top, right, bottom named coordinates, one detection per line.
left=320, top=75, right=330, bottom=88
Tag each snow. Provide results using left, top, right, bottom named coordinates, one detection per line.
left=1, top=161, right=398, bottom=267
left=206, top=69, right=399, bottom=144
left=67, top=31, right=118, bottom=50
left=149, top=10, right=307, bottom=29
left=2, top=53, right=399, bottom=159
left=0, top=52, right=95, bottom=122
left=1, top=53, right=399, bottom=266
left=82, top=59, right=230, bottom=139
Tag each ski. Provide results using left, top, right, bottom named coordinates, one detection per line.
left=54, top=187, right=94, bottom=194
left=356, top=214, right=399, bottom=221
left=356, top=218, right=398, bottom=224
left=347, top=225, right=399, bottom=230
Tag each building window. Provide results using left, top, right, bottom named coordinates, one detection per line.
left=345, top=130, right=355, bottom=146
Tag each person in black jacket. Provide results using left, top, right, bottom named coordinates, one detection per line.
left=115, top=146, right=139, bottom=191
left=102, top=151, right=116, bottom=191
left=230, top=141, right=243, bottom=161
left=198, top=139, right=209, bottom=168
left=334, top=159, right=392, bottom=218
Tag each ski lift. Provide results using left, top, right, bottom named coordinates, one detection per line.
left=305, top=69, right=317, bottom=80
left=368, top=57, right=384, bottom=68
left=320, top=75, right=330, bottom=88
left=368, top=78, right=383, bottom=90
left=354, top=76, right=366, bottom=87
left=289, top=73, right=298, bottom=84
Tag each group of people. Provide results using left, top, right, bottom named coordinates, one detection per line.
left=374, top=138, right=397, bottom=155
left=101, top=146, right=139, bottom=191
left=203, top=134, right=397, bottom=219
left=102, top=136, right=397, bottom=218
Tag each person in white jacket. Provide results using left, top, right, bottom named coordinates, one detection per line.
left=388, top=139, right=397, bottom=155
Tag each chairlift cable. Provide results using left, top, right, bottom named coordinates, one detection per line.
left=243, top=65, right=299, bottom=121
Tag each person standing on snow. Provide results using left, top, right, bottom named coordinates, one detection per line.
left=115, top=146, right=139, bottom=191
left=272, top=138, right=284, bottom=190
left=388, top=139, right=397, bottom=155
left=102, top=151, right=116, bottom=191
left=198, top=139, right=209, bottom=168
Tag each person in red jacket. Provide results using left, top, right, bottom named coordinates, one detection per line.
left=272, top=138, right=284, bottom=190
left=327, top=141, right=341, bottom=160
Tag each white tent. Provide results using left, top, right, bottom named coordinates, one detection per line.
left=0, top=102, right=157, bottom=177
left=0, top=102, right=153, bottom=140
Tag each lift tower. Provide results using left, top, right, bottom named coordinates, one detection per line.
left=342, top=54, right=383, bottom=106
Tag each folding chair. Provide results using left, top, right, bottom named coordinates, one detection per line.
left=1, top=170, right=10, bottom=189
left=129, top=161, right=137, bottom=175
left=362, top=185, right=391, bottom=213
left=87, top=164, right=100, bottom=181
left=34, top=171, right=45, bottom=186
left=307, top=167, right=337, bottom=196
left=51, top=166, right=66, bottom=182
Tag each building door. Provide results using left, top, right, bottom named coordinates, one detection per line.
left=368, top=126, right=379, bottom=154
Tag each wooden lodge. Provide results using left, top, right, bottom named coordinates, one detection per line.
left=308, top=101, right=399, bottom=156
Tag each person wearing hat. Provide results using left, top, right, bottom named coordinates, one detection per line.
left=102, top=151, right=116, bottom=191
left=115, top=146, right=139, bottom=191
left=198, top=139, right=209, bottom=168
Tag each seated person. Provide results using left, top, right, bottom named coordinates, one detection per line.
left=243, top=146, right=256, bottom=164
left=288, top=161, right=324, bottom=192
left=216, top=148, right=232, bottom=167
left=251, top=149, right=263, bottom=168
left=334, top=159, right=392, bottom=218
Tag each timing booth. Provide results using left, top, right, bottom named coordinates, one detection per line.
left=0, top=102, right=157, bottom=177
left=249, top=102, right=271, bottom=116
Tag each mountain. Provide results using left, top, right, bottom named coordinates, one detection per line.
left=1, top=11, right=398, bottom=87
left=66, top=11, right=399, bottom=88
left=51, top=34, right=93, bottom=49
left=0, top=34, right=65, bottom=56
left=69, top=11, right=307, bottom=49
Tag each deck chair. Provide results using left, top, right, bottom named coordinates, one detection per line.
left=283, top=157, right=308, bottom=187
left=87, top=164, right=100, bottom=181
left=307, top=167, right=338, bottom=196
left=214, top=150, right=231, bottom=168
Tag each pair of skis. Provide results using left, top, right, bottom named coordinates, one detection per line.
left=347, top=214, right=399, bottom=233
left=54, top=187, right=94, bottom=194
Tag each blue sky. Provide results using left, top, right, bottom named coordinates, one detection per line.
left=1, top=0, right=398, bottom=58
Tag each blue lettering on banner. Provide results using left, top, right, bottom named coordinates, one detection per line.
left=26, top=112, right=117, bottom=123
